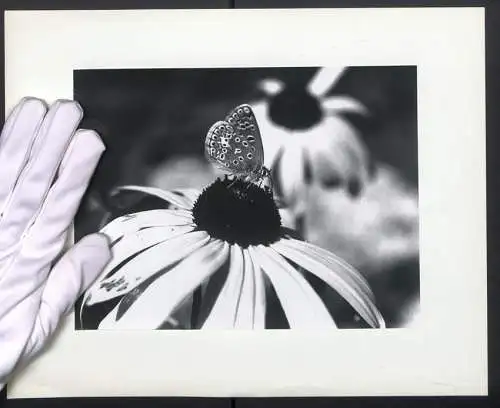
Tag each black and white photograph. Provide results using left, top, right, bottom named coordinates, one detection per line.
left=74, top=66, right=419, bottom=331
left=4, top=7, right=486, bottom=398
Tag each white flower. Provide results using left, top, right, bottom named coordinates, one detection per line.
left=304, top=164, right=419, bottom=275
left=251, top=67, right=371, bottom=215
left=80, top=180, right=385, bottom=330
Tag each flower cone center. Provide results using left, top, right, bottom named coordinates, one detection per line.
left=192, top=177, right=282, bottom=248
left=269, top=87, right=323, bottom=130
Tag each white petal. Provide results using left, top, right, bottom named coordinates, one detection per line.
left=307, top=116, right=369, bottom=187
left=85, top=231, right=209, bottom=306
left=307, top=67, right=346, bottom=97
left=203, top=246, right=261, bottom=330
left=282, top=238, right=375, bottom=299
left=248, top=246, right=336, bottom=329
left=98, top=303, right=120, bottom=328
left=114, top=185, right=194, bottom=210
left=272, top=239, right=385, bottom=328
left=278, top=208, right=296, bottom=230
left=322, top=96, right=369, bottom=115
left=249, top=250, right=266, bottom=329
left=251, top=102, right=289, bottom=168
left=173, top=188, right=200, bottom=205
left=99, top=240, right=229, bottom=329
left=81, top=225, right=195, bottom=315
left=100, top=209, right=193, bottom=242
left=106, top=225, right=194, bottom=274
left=203, top=245, right=244, bottom=329
left=257, top=78, right=285, bottom=96
left=234, top=249, right=258, bottom=329
left=279, top=142, right=306, bottom=212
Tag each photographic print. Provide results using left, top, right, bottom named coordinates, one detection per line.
left=4, top=8, right=486, bottom=398
left=74, top=66, right=419, bottom=331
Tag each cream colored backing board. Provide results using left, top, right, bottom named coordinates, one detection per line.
left=4, top=8, right=486, bottom=398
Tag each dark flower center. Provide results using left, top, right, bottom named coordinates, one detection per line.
left=268, top=86, right=323, bottom=130
left=192, top=177, right=282, bottom=248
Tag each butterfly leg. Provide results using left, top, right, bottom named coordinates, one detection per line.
left=258, top=167, right=273, bottom=192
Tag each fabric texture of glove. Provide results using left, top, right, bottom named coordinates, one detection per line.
left=0, top=98, right=111, bottom=390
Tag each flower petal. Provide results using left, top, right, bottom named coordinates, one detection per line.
left=322, top=96, right=369, bottom=115
left=203, top=245, right=244, bottom=329
left=281, top=238, right=375, bottom=299
left=202, top=249, right=267, bottom=330
left=251, top=102, right=289, bottom=169
left=279, top=142, right=306, bottom=213
left=98, top=240, right=229, bottom=329
left=307, top=67, right=346, bottom=97
left=278, top=208, right=296, bottom=231
left=248, top=246, right=336, bottom=329
left=114, top=185, right=194, bottom=210
left=272, top=239, right=385, bottom=328
left=202, top=246, right=262, bottom=329
left=249, top=249, right=266, bottom=329
left=172, top=188, right=200, bottom=205
left=235, top=249, right=257, bottom=329
left=100, top=209, right=193, bottom=242
left=84, top=230, right=209, bottom=307
left=257, top=78, right=285, bottom=96
left=105, top=225, right=194, bottom=274
left=308, top=116, right=370, bottom=190
left=270, top=147, right=285, bottom=200
left=78, top=224, right=196, bottom=319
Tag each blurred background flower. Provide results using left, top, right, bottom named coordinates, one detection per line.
left=75, top=66, right=419, bottom=328
left=253, top=67, right=370, bottom=217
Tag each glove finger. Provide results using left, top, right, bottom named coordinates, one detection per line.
left=25, top=128, right=105, bottom=249
left=23, top=233, right=111, bottom=359
left=0, top=100, right=83, bottom=251
left=0, top=130, right=105, bottom=338
left=0, top=97, right=47, bottom=214
left=0, top=284, right=44, bottom=386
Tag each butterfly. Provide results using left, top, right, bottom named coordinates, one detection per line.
left=205, top=104, right=272, bottom=188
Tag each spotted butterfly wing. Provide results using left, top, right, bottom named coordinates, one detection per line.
left=205, top=104, right=264, bottom=177
left=205, top=120, right=234, bottom=171
left=224, top=104, right=264, bottom=170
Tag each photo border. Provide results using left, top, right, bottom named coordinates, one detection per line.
left=1, top=2, right=496, bottom=408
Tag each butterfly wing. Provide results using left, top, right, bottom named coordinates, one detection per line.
left=205, top=104, right=265, bottom=176
left=205, top=120, right=256, bottom=175
left=205, top=120, right=234, bottom=172
left=224, top=104, right=264, bottom=173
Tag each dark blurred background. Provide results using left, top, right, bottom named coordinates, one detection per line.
left=74, top=66, right=419, bottom=328
left=74, top=67, right=417, bottom=199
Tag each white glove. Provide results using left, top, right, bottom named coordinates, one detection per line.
left=0, top=98, right=112, bottom=390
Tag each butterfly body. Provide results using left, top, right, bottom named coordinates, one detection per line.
left=205, top=104, right=270, bottom=186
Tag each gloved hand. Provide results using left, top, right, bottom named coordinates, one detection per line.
left=0, top=98, right=111, bottom=390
